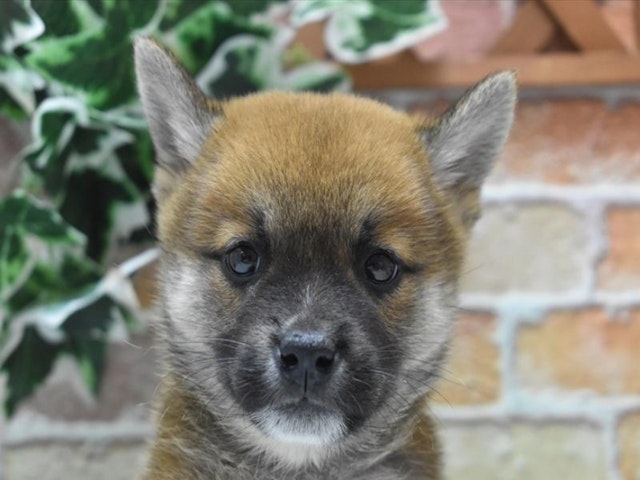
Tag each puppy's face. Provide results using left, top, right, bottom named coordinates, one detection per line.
left=135, top=39, right=515, bottom=463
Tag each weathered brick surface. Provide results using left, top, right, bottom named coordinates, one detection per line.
left=5, top=442, right=148, bottom=480
left=517, top=309, right=640, bottom=395
left=599, top=207, right=640, bottom=291
left=491, top=100, right=608, bottom=184
left=591, top=103, right=640, bottom=181
left=461, top=204, right=590, bottom=295
left=434, top=312, right=500, bottom=405
left=441, top=421, right=608, bottom=480
left=619, top=412, right=640, bottom=480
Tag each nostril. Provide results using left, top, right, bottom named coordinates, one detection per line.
left=280, top=351, right=299, bottom=369
left=315, top=354, right=334, bottom=373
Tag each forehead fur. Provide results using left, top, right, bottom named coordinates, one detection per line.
left=158, top=92, right=462, bottom=267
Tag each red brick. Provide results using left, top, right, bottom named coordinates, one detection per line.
left=490, top=99, right=608, bottom=184
left=434, top=312, right=500, bottom=405
left=517, top=309, right=640, bottom=395
left=599, top=207, right=640, bottom=291
left=591, top=102, right=640, bottom=183
left=484, top=99, right=640, bottom=185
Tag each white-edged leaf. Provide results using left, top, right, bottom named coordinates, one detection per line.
left=291, top=0, right=448, bottom=64
left=1, top=0, right=45, bottom=53
left=0, top=55, right=45, bottom=114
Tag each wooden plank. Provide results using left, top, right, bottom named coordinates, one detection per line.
left=540, top=0, right=628, bottom=52
left=345, top=53, right=640, bottom=88
left=492, top=0, right=556, bottom=54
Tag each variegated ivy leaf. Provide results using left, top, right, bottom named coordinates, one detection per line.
left=23, top=98, right=133, bottom=193
left=2, top=297, right=128, bottom=417
left=197, top=32, right=349, bottom=97
left=291, top=0, right=448, bottom=64
left=0, top=55, right=44, bottom=119
left=1, top=248, right=156, bottom=417
left=31, top=0, right=103, bottom=39
left=25, top=0, right=163, bottom=109
left=0, top=0, right=44, bottom=53
left=167, top=0, right=273, bottom=75
left=0, top=191, right=84, bottom=305
left=58, top=168, right=146, bottom=262
left=2, top=325, right=59, bottom=417
left=5, top=254, right=101, bottom=318
left=21, top=98, right=149, bottom=261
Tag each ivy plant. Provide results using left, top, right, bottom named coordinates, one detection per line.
left=0, top=0, right=446, bottom=417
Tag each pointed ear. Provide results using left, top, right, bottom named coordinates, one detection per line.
left=422, top=72, right=516, bottom=190
left=134, top=37, right=219, bottom=176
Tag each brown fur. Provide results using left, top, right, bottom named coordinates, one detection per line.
left=144, top=375, right=443, bottom=479
left=146, top=93, right=461, bottom=479
left=135, top=37, right=515, bottom=480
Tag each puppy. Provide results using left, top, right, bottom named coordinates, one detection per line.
left=134, top=37, right=515, bottom=479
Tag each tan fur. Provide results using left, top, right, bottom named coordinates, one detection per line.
left=159, top=92, right=465, bottom=269
left=133, top=48, right=519, bottom=478
left=142, top=92, right=471, bottom=479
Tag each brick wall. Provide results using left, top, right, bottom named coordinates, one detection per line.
left=416, top=91, right=640, bottom=480
left=3, top=89, right=640, bottom=479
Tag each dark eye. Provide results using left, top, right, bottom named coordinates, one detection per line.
left=225, top=244, right=261, bottom=277
left=364, top=251, right=398, bottom=284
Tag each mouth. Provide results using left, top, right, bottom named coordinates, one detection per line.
left=251, top=398, right=346, bottom=446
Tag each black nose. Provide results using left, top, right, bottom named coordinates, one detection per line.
left=277, top=331, right=337, bottom=392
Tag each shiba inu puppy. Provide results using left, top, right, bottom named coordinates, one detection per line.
left=134, top=37, right=515, bottom=480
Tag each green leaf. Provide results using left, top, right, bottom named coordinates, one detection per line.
left=291, top=0, right=448, bottom=63
left=2, top=326, right=61, bottom=416
left=0, top=197, right=80, bottom=244
left=0, top=54, right=44, bottom=118
left=59, top=169, right=139, bottom=261
left=169, top=1, right=273, bottom=74
left=0, top=192, right=82, bottom=244
left=0, top=228, right=29, bottom=302
left=1, top=0, right=45, bottom=53
left=0, top=192, right=83, bottom=299
left=23, top=98, right=136, bottom=199
left=62, top=295, right=114, bottom=394
left=5, top=255, right=101, bottom=317
left=25, top=27, right=135, bottom=109
left=198, top=34, right=349, bottom=97
left=115, top=128, right=154, bottom=191
left=2, top=291, right=121, bottom=415
left=25, top=0, right=162, bottom=109
left=31, top=0, right=102, bottom=39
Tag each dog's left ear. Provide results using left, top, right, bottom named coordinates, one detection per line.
left=421, top=72, right=516, bottom=227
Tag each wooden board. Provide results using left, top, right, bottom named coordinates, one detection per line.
left=346, top=52, right=640, bottom=88
left=540, top=0, right=628, bottom=52
left=491, top=0, right=557, bottom=54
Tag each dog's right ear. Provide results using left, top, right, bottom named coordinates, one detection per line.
left=134, top=37, right=219, bottom=180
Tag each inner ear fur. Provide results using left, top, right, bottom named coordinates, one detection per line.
left=420, top=71, right=517, bottom=229
left=134, top=37, right=221, bottom=200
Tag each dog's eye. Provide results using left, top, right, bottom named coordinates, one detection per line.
left=225, top=244, right=261, bottom=277
left=365, top=251, right=398, bottom=284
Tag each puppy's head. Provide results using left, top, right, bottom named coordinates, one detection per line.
left=135, top=38, right=515, bottom=464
